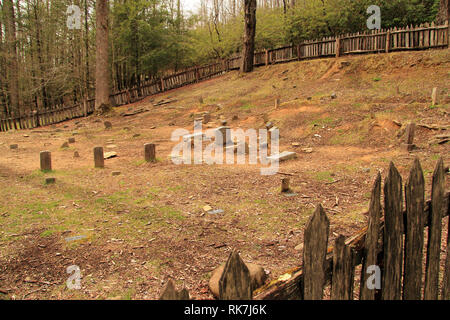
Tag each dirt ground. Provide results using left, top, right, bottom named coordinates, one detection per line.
left=0, top=49, right=449, bottom=300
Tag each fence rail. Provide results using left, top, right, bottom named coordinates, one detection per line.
left=1, top=21, right=449, bottom=132
left=159, top=158, right=450, bottom=300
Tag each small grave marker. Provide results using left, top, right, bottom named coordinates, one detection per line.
left=40, top=151, right=52, bottom=171
left=144, top=143, right=156, bottom=162
left=94, top=147, right=104, bottom=168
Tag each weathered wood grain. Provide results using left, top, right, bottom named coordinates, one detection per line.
left=360, top=172, right=382, bottom=300
left=303, top=204, right=329, bottom=300
left=331, top=235, right=354, bottom=300
left=403, top=157, right=425, bottom=300
left=382, top=162, right=403, bottom=300
left=219, top=250, right=252, bottom=300
left=424, top=157, right=444, bottom=300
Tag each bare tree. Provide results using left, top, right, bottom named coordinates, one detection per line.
left=436, top=0, right=449, bottom=25
left=241, top=0, right=256, bottom=73
left=3, top=0, right=20, bottom=115
left=95, top=0, right=111, bottom=114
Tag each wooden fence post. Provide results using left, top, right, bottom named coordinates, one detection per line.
left=297, top=44, right=301, bottom=60
left=386, top=30, right=391, bottom=53
left=360, top=172, right=382, bottom=300
left=265, top=49, right=269, bottom=66
left=335, top=37, right=341, bottom=57
left=424, top=158, right=444, bottom=299
left=160, top=77, right=165, bottom=92
left=381, top=162, right=403, bottom=300
left=218, top=250, right=252, bottom=300
left=442, top=213, right=450, bottom=300
left=159, top=279, right=190, bottom=300
left=331, top=235, right=354, bottom=300
left=303, top=204, right=329, bottom=300
left=403, top=158, right=425, bottom=300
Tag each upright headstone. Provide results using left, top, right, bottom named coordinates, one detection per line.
left=94, top=147, right=104, bottom=168
left=405, top=122, right=416, bottom=151
left=281, top=178, right=290, bottom=192
left=145, top=143, right=156, bottom=162
left=40, top=151, right=52, bottom=171
left=431, top=87, right=437, bottom=106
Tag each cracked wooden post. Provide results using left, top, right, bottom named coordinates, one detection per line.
left=303, top=204, right=329, bottom=300
left=40, top=151, right=52, bottom=171
left=331, top=235, right=354, bottom=300
left=424, top=157, right=444, bottom=300
left=93, top=146, right=104, bottom=168
left=360, top=172, right=382, bottom=300
left=381, top=162, right=403, bottom=300
left=219, top=250, right=252, bottom=300
left=144, top=143, right=156, bottom=162
left=403, top=158, right=425, bottom=300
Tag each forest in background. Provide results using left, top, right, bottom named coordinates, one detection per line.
left=0, top=0, right=447, bottom=116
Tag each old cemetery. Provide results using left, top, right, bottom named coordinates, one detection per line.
left=0, top=48, right=449, bottom=300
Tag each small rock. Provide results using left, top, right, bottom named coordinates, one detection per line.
left=9, top=144, right=18, bottom=150
left=331, top=93, right=337, bottom=99
left=68, top=138, right=75, bottom=143
left=106, top=144, right=117, bottom=149
left=132, top=134, right=141, bottom=138
left=104, top=121, right=112, bottom=129
left=203, top=205, right=213, bottom=212
left=291, top=142, right=300, bottom=147
left=294, top=244, right=303, bottom=251
left=73, top=151, right=80, bottom=158
left=307, top=97, right=312, bottom=100
left=23, top=134, right=29, bottom=137
left=150, top=126, right=156, bottom=129
left=302, top=147, right=313, bottom=153
left=112, top=171, right=121, bottom=176
left=232, top=115, right=238, bottom=121
left=61, top=142, right=69, bottom=148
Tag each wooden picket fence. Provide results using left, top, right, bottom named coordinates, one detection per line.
left=160, top=158, right=449, bottom=300
left=1, top=21, right=449, bottom=133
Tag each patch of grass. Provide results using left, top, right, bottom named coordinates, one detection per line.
left=312, top=171, right=334, bottom=182
left=40, top=229, right=55, bottom=237
left=240, top=102, right=257, bottom=111
left=373, top=77, right=381, bottom=82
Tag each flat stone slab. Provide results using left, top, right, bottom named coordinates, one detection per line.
left=267, top=151, right=297, bottom=162
left=104, top=152, right=117, bottom=159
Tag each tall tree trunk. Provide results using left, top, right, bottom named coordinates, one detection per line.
left=95, top=0, right=111, bottom=114
left=436, top=0, right=449, bottom=24
left=241, top=0, right=256, bottom=73
left=4, top=0, right=20, bottom=116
